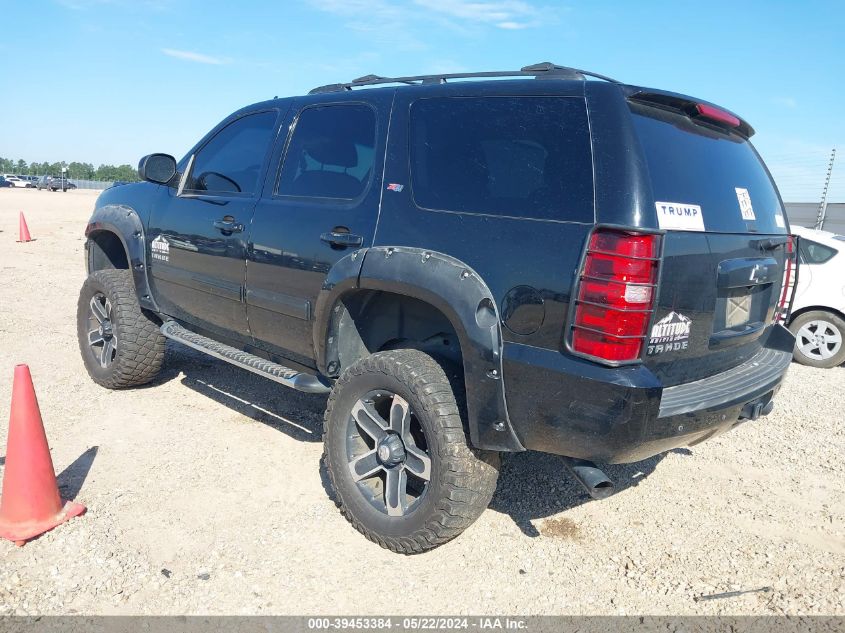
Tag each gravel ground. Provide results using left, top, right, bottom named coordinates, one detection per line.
left=0, top=188, right=843, bottom=616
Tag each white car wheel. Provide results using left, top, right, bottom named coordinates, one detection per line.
left=789, top=310, right=845, bottom=368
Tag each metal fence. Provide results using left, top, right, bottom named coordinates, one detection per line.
left=762, top=145, right=843, bottom=234
left=17, top=176, right=126, bottom=190
left=67, top=179, right=117, bottom=190
left=784, top=202, right=845, bottom=235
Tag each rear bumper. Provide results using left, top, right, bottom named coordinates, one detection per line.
left=503, top=324, right=794, bottom=464
left=657, top=346, right=789, bottom=418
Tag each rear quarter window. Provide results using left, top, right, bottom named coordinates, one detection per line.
left=798, top=238, right=838, bottom=264
left=631, top=103, right=785, bottom=234
left=409, top=96, right=594, bottom=223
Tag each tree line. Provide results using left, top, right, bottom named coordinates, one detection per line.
left=0, top=157, right=139, bottom=182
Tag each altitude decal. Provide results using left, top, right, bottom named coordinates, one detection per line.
left=647, top=311, right=691, bottom=356
left=151, top=235, right=170, bottom=262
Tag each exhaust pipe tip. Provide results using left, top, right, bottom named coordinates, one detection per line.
left=562, top=457, right=615, bottom=500
left=588, top=479, right=615, bottom=500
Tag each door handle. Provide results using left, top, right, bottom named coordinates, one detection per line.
left=320, top=231, right=363, bottom=247
left=755, top=236, right=788, bottom=251
left=213, top=217, right=244, bottom=234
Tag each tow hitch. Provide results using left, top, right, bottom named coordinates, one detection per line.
left=739, top=395, right=775, bottom=421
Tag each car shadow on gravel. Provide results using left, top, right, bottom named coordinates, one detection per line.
left=150, top=343, right=694, bottom=536
left=150, top=343, right=328, bottom=443
left=489, top=448, right=692, bottom=537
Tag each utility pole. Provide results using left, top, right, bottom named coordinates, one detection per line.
left=815, top=148, right=836, bottom=230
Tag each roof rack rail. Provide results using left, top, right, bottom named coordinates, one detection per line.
left=308, top=62, right=619, bottom=95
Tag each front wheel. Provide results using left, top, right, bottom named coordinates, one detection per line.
left=323, top=349, right=499, bottom=554
left=77, top=269, right=166, bottom=388
left=789, top=310, right=845, bottom=368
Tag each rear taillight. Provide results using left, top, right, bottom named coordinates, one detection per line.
left=775, top=235, right=796, bottom=323
left=570, top=229, right=661, bottom=363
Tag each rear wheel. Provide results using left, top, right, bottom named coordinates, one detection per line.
left=77, top=269, right=166, bottom=388
left=789, top=310, right=845, bottom=368
left=323, top=349, right=499, bottom=554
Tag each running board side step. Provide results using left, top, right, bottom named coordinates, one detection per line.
left=160, top=321, right=331, bottom=394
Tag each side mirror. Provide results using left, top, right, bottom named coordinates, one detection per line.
left=138, top=153, right=177, bottom=185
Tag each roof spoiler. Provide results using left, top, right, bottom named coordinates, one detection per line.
left=623, top=86, right=755, bottom=138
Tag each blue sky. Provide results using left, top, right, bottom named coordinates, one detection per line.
left=2, top=0, right=844, bottom=201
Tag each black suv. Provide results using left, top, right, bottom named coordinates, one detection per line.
left=76, top=63, right=796, bottom=553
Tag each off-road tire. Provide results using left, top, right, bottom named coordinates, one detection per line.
left=323, top=349, right=499, bottom=554
left=77, top=269, right=165, bottom=388
left=789, top=310, right=845, bottom=369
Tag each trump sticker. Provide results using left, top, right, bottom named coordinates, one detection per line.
left=654, top=201, right=705, bottom=232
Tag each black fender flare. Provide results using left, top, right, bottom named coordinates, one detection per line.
left=84, top=203, right=159, bottom=313
left=313, top=248, right=369, bottom=369
left=314, top=246, right=524, bottom=453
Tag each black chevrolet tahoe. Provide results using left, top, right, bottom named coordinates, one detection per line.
left=77, top=63, right=796, bottom=553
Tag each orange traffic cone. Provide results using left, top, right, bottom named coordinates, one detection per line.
left=17, top=213, right=32, bottom=243
left=0, top=365, right=85, bottom=545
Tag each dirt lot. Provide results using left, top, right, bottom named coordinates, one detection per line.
left=0, top=187, right=843, bottom=616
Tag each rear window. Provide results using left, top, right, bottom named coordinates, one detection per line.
left=631, top=103, right=785, bottom=234
left=409, top=96, right=593, bottom=222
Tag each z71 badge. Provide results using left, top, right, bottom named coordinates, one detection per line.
left=647, top=311, right=691, bottom=355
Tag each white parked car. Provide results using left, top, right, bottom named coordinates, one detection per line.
left=3, top=176, right=32, bottom=188
left=788, top=225, right=845, bottom=368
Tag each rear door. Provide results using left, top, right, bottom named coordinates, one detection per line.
left=244, top=93, right=391, bottom=361
left=628, top=101, right=789, bottom=386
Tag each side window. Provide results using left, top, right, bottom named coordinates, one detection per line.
left=277, top=104, right=376, bottom=200
left=185, top=110, right=277, bottom=195
left=409, top=96, right=593, bottom=222
left=798, top=238, right=837, bottom=264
